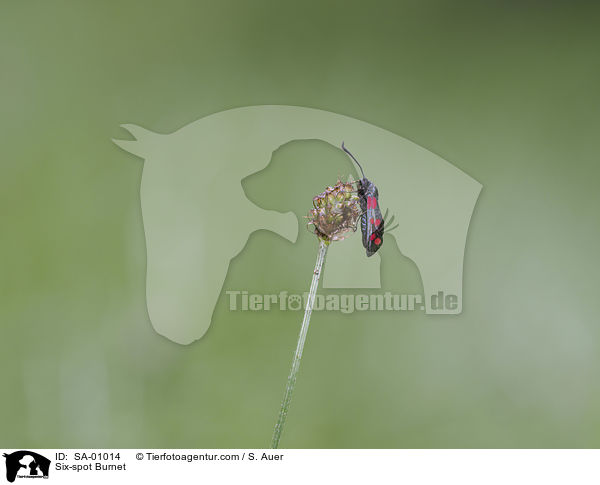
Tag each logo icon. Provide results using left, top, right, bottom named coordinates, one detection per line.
left=114, top=105, right=482, bottom=344
left=3, top=451, right=50, bottom=482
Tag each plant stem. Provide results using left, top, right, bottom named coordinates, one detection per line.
left=271, top=239, right=329, bottom=449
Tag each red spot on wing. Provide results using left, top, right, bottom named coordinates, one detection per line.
left=374, top=237, right=382, bottom=245
left=367, top=196, right=377, bottom=209
left=370, top=233, right=376, bottom=241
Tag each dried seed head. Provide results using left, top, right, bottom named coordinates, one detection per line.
left=307, top=179, right=361, bottom=244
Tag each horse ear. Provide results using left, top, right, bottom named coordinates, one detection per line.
left=112, top=124, right=157, bottom=159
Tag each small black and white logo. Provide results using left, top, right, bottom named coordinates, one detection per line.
left=2, top=451, right=50, bottom=482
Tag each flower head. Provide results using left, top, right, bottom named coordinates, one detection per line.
left=307, top=179, right=361, bottom=244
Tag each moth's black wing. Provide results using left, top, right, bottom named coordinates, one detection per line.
left=357, top=178, right=384, bottom=257
left=365, top=206, right=384, bottom=256
left=357, top=179, right=369, bottom=248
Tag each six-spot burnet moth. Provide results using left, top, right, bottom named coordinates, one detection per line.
left=341, top=142, right=397, bottom=257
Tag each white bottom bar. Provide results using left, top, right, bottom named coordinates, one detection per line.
left=2, top=449, right=599, bottom=485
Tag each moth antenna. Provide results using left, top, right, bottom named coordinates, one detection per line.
left=341, top=142, right=366, bottom=179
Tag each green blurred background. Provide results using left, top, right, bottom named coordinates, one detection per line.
left=1, top=1, right=599, bottom=448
